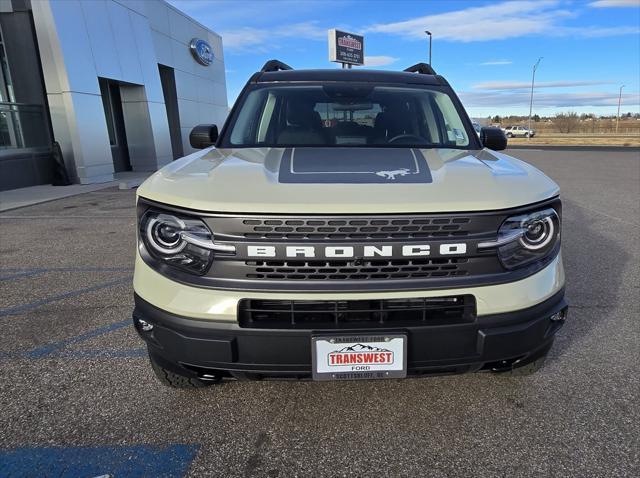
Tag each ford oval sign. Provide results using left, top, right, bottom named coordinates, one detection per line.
left=189, top=38, right=214, bottom=66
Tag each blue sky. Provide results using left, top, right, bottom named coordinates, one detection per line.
left=170, top=0, right=640, bottom=117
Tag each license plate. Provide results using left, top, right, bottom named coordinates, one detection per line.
left=311, top=334, right=407, bottom=381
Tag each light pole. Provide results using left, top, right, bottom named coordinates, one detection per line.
left=616, top=84, right=625, bottom=134
left=528, top=57, right=542, bottom=140
left=425, top=31, right=432, bottom=65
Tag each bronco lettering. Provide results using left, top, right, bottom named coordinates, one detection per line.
left=246, top=243, right=468, bottom=258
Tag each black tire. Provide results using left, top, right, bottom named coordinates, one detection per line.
left=506, top=132, right=513, bottom=138
left=525, top=132, right=530, bottom=138
left=149, top=353, right=217, bottom=388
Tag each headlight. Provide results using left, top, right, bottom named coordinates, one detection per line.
left=479, top=207, right=560, bottom=270
left=139, top=211, right=223, bottom=275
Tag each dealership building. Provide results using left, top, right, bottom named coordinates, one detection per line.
left=0, top=0, right=227, bottom=191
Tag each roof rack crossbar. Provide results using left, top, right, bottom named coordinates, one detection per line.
left=261, top=60, right=293, bottom=72
left=404, top=63, right=437, bottom=75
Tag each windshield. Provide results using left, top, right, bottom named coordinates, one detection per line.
left=221, top=84, right=474, bottom=148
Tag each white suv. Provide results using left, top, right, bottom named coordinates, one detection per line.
left=503, top=125, right=535, bottom=138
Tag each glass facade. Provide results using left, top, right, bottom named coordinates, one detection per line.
left=0, top=25, right=49, bottom=151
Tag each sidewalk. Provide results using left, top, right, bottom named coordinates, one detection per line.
left=0, top=172, right=151, bottom=212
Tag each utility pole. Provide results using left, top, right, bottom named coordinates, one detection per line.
left=528, top=57, right=542, bottom=140
left=616, top=84, right=625, bottom=134
left=425, top=31, right=432, bottom=65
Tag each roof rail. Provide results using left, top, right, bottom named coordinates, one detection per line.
left=404, top=63, right=437, bottom=75
left=260, top=60, right=293, bottom=72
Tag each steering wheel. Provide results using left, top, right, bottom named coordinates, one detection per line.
left=388, top=134, right=427, bottom=144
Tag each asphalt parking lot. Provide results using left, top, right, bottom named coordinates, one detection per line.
left=0, top=148, right=638, bottom=477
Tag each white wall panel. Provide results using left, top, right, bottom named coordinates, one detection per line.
left=113, top=0, right=147, bottom=16
left=195, top=77, right=216, bottom=105
left=170, top=38, right=195, bottom=75
left=178, top=98, right=200, bottom=128
left=174, top=69, right=198, bottom=101
left=46, top=0, right=100, bottom=94
left=107, top=0, right=143, bottom=84
left=81, top=0, right=122, bottom=80
left=144, top=0, right=170, bottom=34
left=196, top=58, right=224, bottom=82
left=147, top=101, right=173, bottom=160
left=151, top=30, right=173, bottom=66
left=211, top=80, right=228, bottom=107
left=65, top=92, right=114, bottom=182
left=130, top=11, right=164, bottom=103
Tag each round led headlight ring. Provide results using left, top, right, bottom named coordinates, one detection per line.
left=145, top=215, right=187, bottom=255
left=519, top=216, right=555, bottom=250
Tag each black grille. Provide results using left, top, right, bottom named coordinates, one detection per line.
left=140, top=197, right=561, bottom=292
left=238, top=296, right=476, bottom=329
left=234, top=216, right=472, bottom=241
left=244, top=258, right=470, bottom=281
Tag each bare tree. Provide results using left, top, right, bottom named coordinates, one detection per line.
left=554, top=111, right=580, bottom=133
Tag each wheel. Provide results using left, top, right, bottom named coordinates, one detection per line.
left=148, top=352, right=219, bottom=388
left=506, top=132, right=513, bottom=138
left=525, top=132, right=530, bottom=138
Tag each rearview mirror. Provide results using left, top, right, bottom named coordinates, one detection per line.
left=189, top=124, right=219, bottom=149
left=480, top=127, right=507, bottom=151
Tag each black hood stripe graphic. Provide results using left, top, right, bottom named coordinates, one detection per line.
left=278, top=148, right=433, bottom=184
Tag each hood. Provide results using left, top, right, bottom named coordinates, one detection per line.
left=137, top=147, right=559, bottom=214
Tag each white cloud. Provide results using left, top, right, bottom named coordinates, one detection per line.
left=366, top=1, right=570, bottom=42
left=480, top=60, right=513, bottom=66
left=459, top=90, right=640, bottom=108
left=364, top=55, right=399, bottom=67
left=473, top=80, right=615, bottom=90
left=365, top=0, right=638, bottom=42
left=554, top=25, right=640, bottom=37
left=588, top=0, right=640, bottom=7
left=221, top=22, right=327, bottom=51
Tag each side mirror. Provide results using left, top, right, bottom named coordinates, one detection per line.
left=480, top=127, right=507, bottom=151
left=189, top=124, right=219, bottom=149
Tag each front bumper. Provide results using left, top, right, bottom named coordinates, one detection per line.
left=134, top=288, right=567, bottom=378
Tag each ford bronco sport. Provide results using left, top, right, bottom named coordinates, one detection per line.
left=133, top=61, right=567, bottom=387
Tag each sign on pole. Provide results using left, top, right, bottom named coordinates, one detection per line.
left=328, top=29, right=364, bottom=67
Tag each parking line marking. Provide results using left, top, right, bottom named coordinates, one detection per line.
left=0, top=275, right=132, bottom=317
left=58, top=348, right=147, bottom=359
left=24, top=319, right=131, bottom=358
left=0, top=444, right=199, bottom=478
left=0, top=215, right=135, bottom=219
left=0, top=266, right=133, bottom=274
left=0, top=270, right=47, bottom=281
left=0, top=348, right=146, bottom=361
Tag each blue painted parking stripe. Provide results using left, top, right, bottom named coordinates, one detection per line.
left=0, top=269, right=47, bottom=281
left=0, top=444, right=199, bottom=478
left=0, top=275, right=132, bottom=317
left=0, top=266, right=133, bottom=275
left=0, top=348, right=146, bottom=361
left=24, top=319, right=131, bottom=358
left=59, top=348, right=147, bottom=358
left=52, top=266, right=133, bottom=272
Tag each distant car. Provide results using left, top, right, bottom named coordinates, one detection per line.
left=504, top=125, right=535, bottom=138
